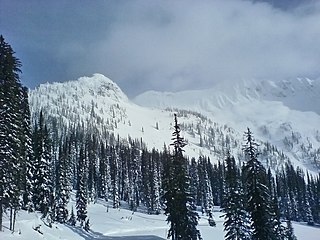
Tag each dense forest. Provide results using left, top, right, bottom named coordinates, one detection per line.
left=1, top=35, right=320, bottom=239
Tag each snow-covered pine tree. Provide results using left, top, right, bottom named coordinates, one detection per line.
left=121, top=146, right=130, bottom=204
left=306, top=173, right=318, bottom=224
left=20, top=87, right=34, bottom=212
left=141, top=149, right=151, bottom=211
left=32, top=111, right=54, bottom=219
left=189, top=158, right=198, bottom=208
left=128, top=142, right=140, bottom=211
left=142, top=148, right=162, bottom=214
left=285, top=220, right=297, bottom=240
left=86, top=133, right=98, bottom=202
left=9, top=86, right=34, bottom=231
left=84, top=218, right=90, bottom=231
left=68, top=206, right=76, bottom=226
left=105, top=144, right=113, bottom=202
left=305, top=190, right=314, bottom=226
left=55, top=139, right=70, bottom=223
left=0, top=35, right=25, bottom=231
left=163, top=114, right=201, bottom=240
left=285, top=164, right=299, bottom=221
left=151, top=149, right=161, bottom=214
left=198, top=156, right=215, bottom=226
left=267, top=168, right=287, bottom=239
left=208, top=160, right=224, bottom=207
left=76, top=145, right=88, bottom=227
left=97, top=140, right=108, bottom=200
left=242, top=128, right=276, bottom=240
left=68, top=129, right=79, bottom=191
left=223, top=152, right=251, bottom=240
left=276, top=170, right=292, bottom=221
left=295, top=168, right=307, bottom=222
left=110, top=146, right=120, bottom=209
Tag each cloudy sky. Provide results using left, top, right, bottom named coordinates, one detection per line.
left=1, top=0, right=319, bottom=97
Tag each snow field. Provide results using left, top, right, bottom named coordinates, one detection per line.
left=2, top=200, right=320, bottom=240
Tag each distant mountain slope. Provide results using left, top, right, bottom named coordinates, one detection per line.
left=29, top=74, right=320, bottom=173
left=29, top=74, right=222, bottom=159
left=134, top=77, right=320, bottom=113
left=134, top=78, right=320, bottom=173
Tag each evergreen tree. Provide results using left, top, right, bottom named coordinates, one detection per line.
left=189, top=157, right=199, bottom=209
left=68, top=206, right=76, bottom=226
left=209, top=161, right=224, bottom=206
left=223, top=152, right=251, bottom=240
left=55, top=139, right=70, bottom=223
left=198, top=156, right=215, bottom=226
left=307, top=174, right=319, bottom=224
left=32, top=111, right=54, bottom=218
left=267, top=169, right=287, bottom=239
left=84, top=218, right=90, bottom=231
left=0, top=35, right=24, bottom=231
left=20, top=87, right=34, bottom=212
left=305, top=191, right=314, bottom=226
left=86, top=134, right=98, bottom=202
left=150, top=149, right=162, bottom=214
left=142, top=148, right=161, bottom=214
left=110, top=146, right=120, bottom=208
left=242, top=128, right=275, bottom=240
left=76, top=145, right=88, bottom=226
left=285, top=220, right=297, bottom=240
left=163, top=114, right=201, bottom=240
left=97, top=140, right=108, bottom=200
left=276, top=170, right=291, bottom=221
left=128, top=142, right=140, bottom=211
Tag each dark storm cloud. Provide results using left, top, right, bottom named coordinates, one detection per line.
left=1, top=0, right=320, bottom=97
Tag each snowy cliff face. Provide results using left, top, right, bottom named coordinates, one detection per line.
left=29, top=74, right=320, bottom=173
left=29, top=74, right=128, bottom=130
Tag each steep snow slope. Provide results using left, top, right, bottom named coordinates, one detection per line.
left=29, top=74, right=236, bottom=160
left=29, top=74, right=320, bottom=173
left=134, top=78, right=320, bottom=173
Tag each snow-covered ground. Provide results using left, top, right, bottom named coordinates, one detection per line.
left=2, top=199, right=320, bottom=240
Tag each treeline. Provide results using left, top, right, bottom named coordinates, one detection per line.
left=4, top=106, right=320, bottom=235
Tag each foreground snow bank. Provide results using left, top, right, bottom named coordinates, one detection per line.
left=1, top=202, right=319, bottom=240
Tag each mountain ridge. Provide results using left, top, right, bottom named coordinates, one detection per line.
left=134, top=77, right=320, bottom=173
left=29, top=74, right=320, bottom=174
left=134, top=77, right=320, bottom=113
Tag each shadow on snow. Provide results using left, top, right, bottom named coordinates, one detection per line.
left=66, top=225, right=165, bottom=240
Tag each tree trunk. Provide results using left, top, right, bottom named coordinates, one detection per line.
left=9, top=208, right=17, bottom=232
left=12, top=208, right=17, bottom=232
left=0, top=200, right=2, bottom=231
left=10, top=207, right=13, bottom=231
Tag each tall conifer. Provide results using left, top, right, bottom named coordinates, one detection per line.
left=0, top=35, right=25, bottom=231
left=32, top=111, right=54, bottom=218
left=76, top=145, right=88, bottom=226
left=223, top=152, right=251, bottom=240
left=163, top=114, right=201, bottom=240
left=242, top=128, right=275, bottom=240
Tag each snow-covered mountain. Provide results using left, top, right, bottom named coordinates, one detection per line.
left=134, top=78, right=320, bottom=173
left=29, top=74, right=320, bottom=174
